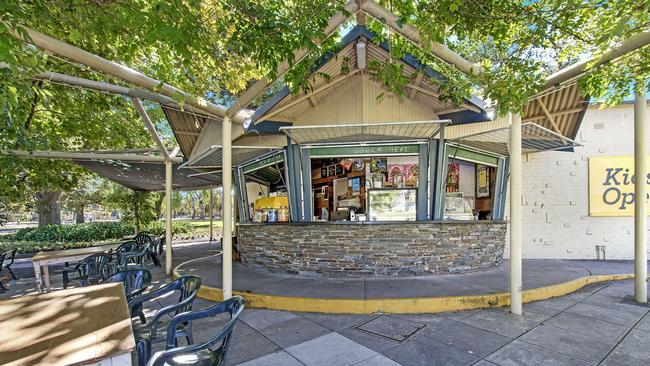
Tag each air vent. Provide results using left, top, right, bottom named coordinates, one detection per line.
left=593, top=123, right=605, bottom=130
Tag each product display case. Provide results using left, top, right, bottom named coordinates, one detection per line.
left=368, top=188, right=417, bottom=221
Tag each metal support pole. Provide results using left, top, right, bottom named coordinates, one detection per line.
left=209, top=189, right=214, bottom=243
left=165, top=160, right=173, bottom=275
left=222, top=116, right=233, bottom=300
left=509, top=112, right=523, bottom=315
left=634, top=88, right=648, bottom=303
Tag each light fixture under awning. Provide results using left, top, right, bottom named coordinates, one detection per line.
left=280, top=120, right=451, bottom=145
left=448, top=122, right=582, bottom=157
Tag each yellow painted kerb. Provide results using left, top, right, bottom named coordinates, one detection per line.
left=172, top=260, right=634, bottom=314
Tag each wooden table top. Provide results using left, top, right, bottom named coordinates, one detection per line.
left=0, top=283, right=135, bottom=366
left=31, top=246, right=110, bottom=262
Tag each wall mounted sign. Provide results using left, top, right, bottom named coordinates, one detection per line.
left=447, top=146, right=499, bottom=167
left=309, top=144, right=420, bottom=158
left=242, top=151, right=285, bottom=174
left=589, top=156, right=650, bottom=216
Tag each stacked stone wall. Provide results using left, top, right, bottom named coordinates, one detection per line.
left=236, top=222, right=506, bottom=277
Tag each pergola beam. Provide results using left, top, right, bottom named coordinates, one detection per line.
left=409, top=73, right=424, bottom=99
left=7, top=24, right=248, bottom=124
left=523, top=107, right=584, bottom=122
left=542, top=31, right=650, bottom=92
left=360, top=0, right=481, bottom=76
left=225, top=0, right=360, bottom=117
left=131, top=97, right=171, bottom=161
left=2, top=150, right=182, bottom=163
left=536, top=99, right=567, bottom=143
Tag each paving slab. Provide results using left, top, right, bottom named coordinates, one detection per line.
left=239, top=309, right=298, bottom=330
left=352, top=354, right=402, bottom=366
left=286, top=333, right=376, bottom=366
left=355, top=315, right=425, bottom=342
left=389, top=313, right=455, bottom=334
left=257, top=317, right=332, bottom=348
left=519, top=324, right=614, bottom=363
left=238, top=350, right=303, bottom=366
left=459, top=309, right=539, bottom=338
left=485, top=340, right=595, bottom=366
left=543, top=312, right=628, bottom=343
left=427, top=322, right=511, bottom=357
left=600, top=328, right=650, bottom=366
left=634, top=312, right=650, bottom=332
left=295, top=312, right=373, bottom=331
left=227, top=321, right=281, bottom=365
left=337, top=327, right=400, bottom=353
left=564, top=302, right=646, bottom=327
left=382, top=336, right=479, bottom=366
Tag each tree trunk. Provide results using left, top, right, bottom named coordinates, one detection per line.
left=191, top=194, right=196, bottom=219
left=75, top=204, right=85, bottom=224
left=154, top=193, right=164, bottom=219
left=35, top=191, right=62, bottom=227
left=133, top=195, right=140, bottom=234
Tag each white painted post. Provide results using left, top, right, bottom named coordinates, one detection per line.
left=634, top=88, right=648, bottom=303
left=165, top=160, right=173, bottom=275
left=209, top=188, right=214, bottom=243
left=509, top=112, right=523, bottom=315
left=222, top=116, right=233, bottom=300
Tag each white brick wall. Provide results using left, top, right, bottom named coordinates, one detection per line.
left=504, top=103, right=650, bottom=260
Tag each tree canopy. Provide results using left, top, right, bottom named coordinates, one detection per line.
left=0, top=0, right=648, bottom=218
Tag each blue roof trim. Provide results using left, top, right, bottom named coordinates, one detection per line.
left=246, top=121, right=292, bottom=135
left=439, top=110, right=491, bottom=125
left=250, top=24, right=488, bottom=129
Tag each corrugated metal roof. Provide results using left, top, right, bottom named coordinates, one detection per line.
left=162, top=106, right=222, bottom=158
left=280, top=120, right=449, bottom=144
left=448, top=122, right=581, bottom=156
left=524, top=84, right=589, bottom=139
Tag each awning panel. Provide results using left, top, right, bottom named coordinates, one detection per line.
left=184, top=146, right=281, bottom=169
left=280, top=120, right=449, bottom=145
left=76, top=160, right=220, bottom=191
left=448, top=122, right=581, bottom=156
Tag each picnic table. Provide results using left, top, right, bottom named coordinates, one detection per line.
left=0, top=282, right=135, bottom=366
left=32, top=246, right=113, bottom=292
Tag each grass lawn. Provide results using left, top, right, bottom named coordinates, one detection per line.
left=182, top=219, right=224, bottom=229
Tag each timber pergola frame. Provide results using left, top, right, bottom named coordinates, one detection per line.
left=6, top=0, right=650, bottom=310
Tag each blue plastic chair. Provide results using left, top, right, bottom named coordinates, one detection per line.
left=62, top=253, right=111, bottom=289
left=129, top=276, right=202, bottom=366
left=147, top=296, right=245, bottom=366
left=116, top=242, right=150, bottom=271
left=0, top=252, right=8, bottom=292
left=135, top=233, right=162, bottom=267
left=102, top=268, right=152, bottom=299
left=2, top=249, right=17, bottom=280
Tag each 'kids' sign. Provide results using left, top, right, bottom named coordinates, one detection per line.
left=589, top=156, right=650, bottom=216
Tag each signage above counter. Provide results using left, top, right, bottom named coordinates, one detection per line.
left=589, top=156, right=650, bottom=216
left=309, top=143, right=422, bottom=158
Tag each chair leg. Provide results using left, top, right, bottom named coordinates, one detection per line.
left=7, top=266, right=18, bottom=280
left=136, top=340, right=151, bottom=366
left=183, top=322, right=194, bottom=345
left=62, top=272, right=69, bottom=289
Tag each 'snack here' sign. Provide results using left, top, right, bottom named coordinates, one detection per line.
left=589, top=156, right=650, bottom=216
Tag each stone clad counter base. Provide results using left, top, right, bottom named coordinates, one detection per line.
left=236, top=221, right=507, bottom=278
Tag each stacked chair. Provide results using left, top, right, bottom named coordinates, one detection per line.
left=62, top=253, right=112, bottom=289
left=146, top=296, right=245, bottom=366
left=48, top=231, right=243, bottom=366
left=128, top=275, right=202, bottom=366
